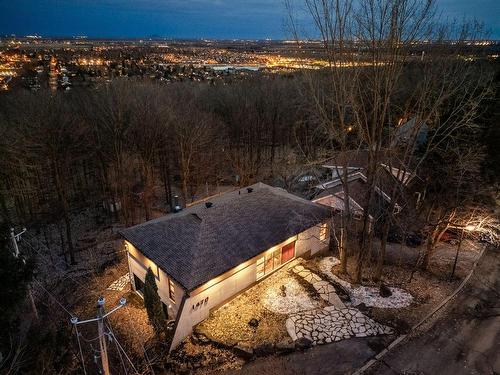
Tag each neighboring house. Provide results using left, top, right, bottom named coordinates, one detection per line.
left=391, top=117, right=428, bottom=150
left=120, top=182, right=331, bottom=350
left=313, top=169, right=402, bottom=220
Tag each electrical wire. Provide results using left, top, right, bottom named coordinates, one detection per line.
left=30, top=279, right=91, bottom=375
left=21, top=238, right=92, bottom=290
left=77, top=333, right=104, bottom=343
left=125, top=308, right=156, bottom=375
left=32, top=278, right=76, bottom=318
left=106, top=321, right=138, bottom=374
left=74, top=325, right=88, bottom=375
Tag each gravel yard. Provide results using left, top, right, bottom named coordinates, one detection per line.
left=314, top=256, right=414, bottom=308
left=196, top=260, right=317, bottom=348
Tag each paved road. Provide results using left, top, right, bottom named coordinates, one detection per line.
left=368, top=246, right=500, bottom=375
left=229, top=336, right=392, bottom=375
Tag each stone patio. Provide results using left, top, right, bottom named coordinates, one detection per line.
left=286, top=306, right=393, bottom=345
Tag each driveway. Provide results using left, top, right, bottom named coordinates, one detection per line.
left=367, top=246, right=500, bottom=375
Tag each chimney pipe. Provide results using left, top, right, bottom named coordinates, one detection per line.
left=247, top=187, right=253, bottom=193
left=205, top=202, right=213, bottom=208
left=173, top=195, right=182, bottom=213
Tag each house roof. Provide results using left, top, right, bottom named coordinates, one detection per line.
left=120, top=183, right=331, bottom=292
left=313, top=172, right=399, bottom=219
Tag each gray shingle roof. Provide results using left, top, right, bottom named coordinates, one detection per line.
left=120, top=183, right=331, bottom=292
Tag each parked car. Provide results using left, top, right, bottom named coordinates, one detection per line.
left=387, top=229, right=424, bottom=247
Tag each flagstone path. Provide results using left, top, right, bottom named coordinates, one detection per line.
left=291, top=264, right=345, bottom=308
left=286, top=306, right=393, bottom=345
left=107, top=273, right=130, bottom=291
left=288, top=263, right=393, bottom=345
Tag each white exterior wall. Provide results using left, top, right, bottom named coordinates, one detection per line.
left=170, top=259, right=258, bottom=349
left=295, top=222, right=329, bottom=257
left=169, top=221, right=330, bottom=350
left=127, top=242, right=185, bottom=319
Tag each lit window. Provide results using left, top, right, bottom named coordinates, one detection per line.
left=256, top=257, right=265, bottom=279
left=265, top=253, right=274, bottom=274
left=273, top=249, right=281, bottom=269
left=168, top=279, right=175, bottom=302
left=320, top=223, right=328, bottom=241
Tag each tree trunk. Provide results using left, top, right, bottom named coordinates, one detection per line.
left=354, top=156, right=377, bottom=284
left=375, top=218, right=391, bottom=281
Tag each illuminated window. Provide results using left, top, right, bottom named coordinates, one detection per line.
left=320, top=223, right=328, bottom=241
left=256, top=257, right=265, bottom=279
left=273, top=249, right=281, bottom=269
left=168, top=279, right=175, bottom=302
left=265, top=253, right=274, bottom=274
left=133, top=274, right=144, bottom=294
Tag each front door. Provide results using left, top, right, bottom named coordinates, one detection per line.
left=281, top=241, right=296, bottom=263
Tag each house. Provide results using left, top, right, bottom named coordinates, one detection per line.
left=120, top=182, right=332, bottom=350
left=310, top=151, right=416, bottom=233
left=391, top=117, right=429, bottom=150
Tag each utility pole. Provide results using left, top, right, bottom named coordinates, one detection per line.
left=10, top=227, right=26, bottom=258
left=97, top=297, right=110, bottom=375
left=71, top=297, right=126, bottom=375
left=10, top=227, right=38, bottom=319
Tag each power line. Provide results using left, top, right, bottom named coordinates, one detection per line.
left=21, top=238, right=96, bottom=296
left=22, top=234, right=92, bottom=282
left=124, top=308, right=156, bottom=375
left=106, top=321, right=138, bottom=374
left=74, top=325, right=88, bottom=375
left=31, top=279, right=90, bottom=375
left=107, top=324, right=129, bottom=375
left=32, top=278, right=75, bottom=318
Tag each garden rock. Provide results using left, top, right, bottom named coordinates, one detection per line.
left=248, top=318, right=259, bottom=328
left=234, top=343, right=254, bottom=360
left=295, top=337, right=313, bottom=350
left=276, top=340, right=295, bottom=354
left=254, top=342, right=275, bottom=357
left=380, top=284, right=392, bottom=298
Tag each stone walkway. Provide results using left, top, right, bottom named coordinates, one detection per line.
left=288, top=262, right=393, bottom=346
left=292, top=264, right=345, bottom=308
left=107, top=273, right=130, bottom=291
left=286, top=306, right=393, bottom=345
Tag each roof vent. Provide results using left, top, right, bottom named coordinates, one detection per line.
left=205, top=201, right=213, bottom=208
left=247, top=187, right=253, bottom=193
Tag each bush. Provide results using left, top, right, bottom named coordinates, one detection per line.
left=143, top=267, right=167, bottom=334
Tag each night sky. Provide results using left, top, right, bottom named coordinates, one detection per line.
left=0, top=0, right=499, bottom=40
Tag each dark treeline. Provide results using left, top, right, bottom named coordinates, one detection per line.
left=0, top=75, right=325, bottom=262
left=1, top=60, right=499, bottom=266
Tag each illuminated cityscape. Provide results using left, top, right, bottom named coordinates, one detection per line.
left=1, top=36, right=498, bottom=91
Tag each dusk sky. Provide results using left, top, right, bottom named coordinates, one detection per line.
left=0, top=0, right=499, bottom=40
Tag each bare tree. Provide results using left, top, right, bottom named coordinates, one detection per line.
left=288, top=0, right=492, bottom=283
